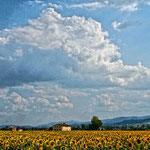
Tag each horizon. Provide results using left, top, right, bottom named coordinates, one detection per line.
left=1, top=114, right=150, bottom=126
left=0, top=0, right=150, bottom=126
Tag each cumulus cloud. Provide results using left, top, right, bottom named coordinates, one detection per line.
left=37, top=97, right=51, bottom=106
left=112, top=21, right=141, bottom=31
left=97, top=94, right=114, bottom=105
left=0, top=91, right=28, bottom=112
left=0, top=8, right=150, bottom=90
left=88, top=87, right=150, bottom=117
left=95, top=93, right=119, bottom=111
left=0, top=84, right=74, bottom=114
left=9, top=92, right=28, bottom=111
left=54, top=96, right=73, bottom=108
left=1, top=0, right=150, bottom=125
left=0, top=82, right=79, bottom=124
left=19, top=82, right=89, bottom=98
left=1, top=82, right=150, bottom=124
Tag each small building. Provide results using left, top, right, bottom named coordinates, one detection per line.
left=99, top=127, right=105, bottom=131
left=45, top=127, right=50, bottom=131
left=45, top=127, right=53, bottom=131
left=9, top=126, right=17, bottom=131
left=18, top=129, right=23, bottom=132
left=53, top=123, right=71, bottom=131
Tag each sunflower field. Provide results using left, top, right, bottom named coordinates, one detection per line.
left=0, top=131, right=150, bottom=150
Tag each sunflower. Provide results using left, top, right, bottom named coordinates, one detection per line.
left=136, top=139, right=141, bottom=144
left=108, top=145, right=113, bottom=149
left=128, top=142, right=133, bottom=149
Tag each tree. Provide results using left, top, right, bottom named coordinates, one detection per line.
left=90, top=116, right=103, bottom=130
left=81, top=124, right=86, bottom=130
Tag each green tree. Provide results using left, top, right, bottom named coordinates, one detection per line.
left=81, top=124, right=86, bottom=130
left=90, top=116, right=103, bottom=130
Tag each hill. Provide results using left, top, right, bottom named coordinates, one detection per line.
left=1, top=115, right=150, bottom=129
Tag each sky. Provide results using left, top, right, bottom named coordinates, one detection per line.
left=0, top=0, right=150, bottom=126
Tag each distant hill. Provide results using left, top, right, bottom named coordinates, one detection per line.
left=38, top=115, right=150, bottom=127
left=102, top=115, right=150, bottom=126
left=0, top=125, right=35, bottom=129
left=1, top=115, right=150, bottom=129
left=111, top=117, right=150, bottom=126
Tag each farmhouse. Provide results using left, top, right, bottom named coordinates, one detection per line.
left=45, top=127, right=53, bottom=131
left=53, top=123, right=71, bottom=131
left=45, top=127, right=51, bottom=131
left=18, top=129, right=23, bottom=132
left=9, top=126, right=17, bottom=131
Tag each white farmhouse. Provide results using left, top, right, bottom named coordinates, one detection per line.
left=53, top=123, right=71, bottom=131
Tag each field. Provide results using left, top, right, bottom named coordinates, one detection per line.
left=0, top=131, right=150, bottom=150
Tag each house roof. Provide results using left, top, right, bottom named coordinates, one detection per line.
left=9, top=126, right=16, bottom=129
left=45, top=127, right=51, bottom=131
left=53, top=124, right=71, bottom=127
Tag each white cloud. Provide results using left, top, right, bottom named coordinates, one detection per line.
left=143, top=93, right=150, bottom=99
left=147, top=2, right=150, bottom=5
left=97, top=94, right=114, bottom=105
left=54, top=95, right=73, bottom=108
left=0, top=91, right=29, bottom=112
left=13, top=49, right=23, bottom=57
left=1, top=82, right=150, bottom=124
left=35, top=0, right=43, bottom=4
left=0, top=89, right=8, bottom=98
left=9, top=92, right=28, bottom=111
left=29, top=95, right=73, bottom=111
left=0, top=84, right=74, bottom=115
left=0, top=8, right=150, bottom=90
left=55, top=96, right=69, bottom=103
left=97, top=94, right=119, bottom=111
left=88, top=87, right=150, bottom=116
left=112, top=21, right=141, bottom=31
left=69, top=0, right=145, bottom=12
left=69, top=2, right=105, bottom=9
left=120, top=3, right=138, bottom=12
left=1, top=1, right=150, bottom=124
left=19, top=82, right=89, bottom=98
left=0, top=37, right=9, bottom=45
left=56, top=102, right=73, bottom=108
left=37, top=98, right=51, bottom=106
left=48, top=3, right=62, bottom=10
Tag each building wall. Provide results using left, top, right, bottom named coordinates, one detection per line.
left=9, top=127, right=17, bottom=131
left=53, top=125, right=62, bottom=131
left=62, top=126, right=71, bottom=131
left=53, top=125, right=71, bottom=131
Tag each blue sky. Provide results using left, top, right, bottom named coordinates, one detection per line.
left=0, top=0, right=150, bottom=125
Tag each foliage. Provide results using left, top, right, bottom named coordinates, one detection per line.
left=90, top=116, right=103, bottom=130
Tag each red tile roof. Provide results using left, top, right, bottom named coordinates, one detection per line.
left=53, top=124, right=71, bottom=127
